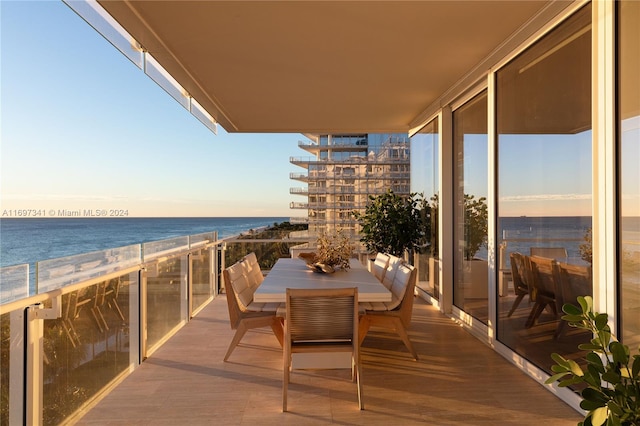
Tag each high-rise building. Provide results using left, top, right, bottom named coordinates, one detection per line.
left=289, top=133, right=410, bottom=240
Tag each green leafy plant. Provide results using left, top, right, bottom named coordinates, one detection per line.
left=353, top=190, right=430, bottom=258
left=463, top=194, right=488, bottom=260
left=545, top=296, right=640, bottom=426
left=580, top=227, right=593, bottom=265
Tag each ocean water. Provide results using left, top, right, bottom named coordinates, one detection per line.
left=2, top=215, right=637, bottom=275
left=0, top=217, right=288, bottom=269
left=498, top=216, right=593, bottom=260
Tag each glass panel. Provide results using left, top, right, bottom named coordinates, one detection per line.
left=496, top=5, right=592, bottom=377
left=190, top=97, right=218, bottom=134
left=62, top=0, right=144, bottom=69
left=37, top=245, right=141, bottom=293
left=453, top=91, right=489, bottom=323
left=0, top=312, right=11, bottom=424
left=42, top=272, right=136, bottom=425
left=0, top=264, right=29, bottom=303
left=619, top=0, right=640, bottom=347
left=189, top=232, right=217, bottom=248
left=145, top=256, right=187, bottom=349
left=191, top=248, right=212, bottom=311
left=144, top=54, right=190, bottom=110
left=410, top=118, right=440, bottom=299
left=142, top=236, right=189, bottom=261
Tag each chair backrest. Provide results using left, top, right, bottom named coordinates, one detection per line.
left=527, top=255, right=559, bottom=303
left=392, top=264, right=417, bottom=328
left=222, top=252, right=264, bottom=315
left=286, top=287, right=358, bottom=345
left=242, top=252, right=264, bottom=289
left=509, top=252, right=530, bottom=294
left=553, top=262, right=592, bottom=310
left=381, top=255, right=404, bottom=290
left=372, top=253, right=390, bottom=282
left=530, top=247, right=568, bottom=260
left=223, top=263, right=244, bottom=329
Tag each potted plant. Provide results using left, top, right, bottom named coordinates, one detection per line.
left=353, top=190, right=430, bottom=259
left=463, top=194, right=488, bottom=261
left=461, top=194, right=488, bottom=298
left=545, top=296, right=640, bottom=426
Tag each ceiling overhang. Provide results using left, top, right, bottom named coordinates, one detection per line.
left=94, top=1, right=564, bottom=134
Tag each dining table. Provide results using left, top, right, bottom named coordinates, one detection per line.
left=253, top=257, right=392, bottom=304
left=254, top=257, right=391, bottom=369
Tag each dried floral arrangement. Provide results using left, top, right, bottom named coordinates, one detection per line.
left=300, top=230, right=354, bottom=272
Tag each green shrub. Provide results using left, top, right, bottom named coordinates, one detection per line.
left=545, top=296, right=640, bottom=426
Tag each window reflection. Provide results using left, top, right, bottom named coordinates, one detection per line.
left=453, top=91, right=489, bottom=323
left=410, top=118, right=439, bottom=298
left=618, top=0, right=640, bottom=347
left=42, top=274, right=135, bottom=423
left=496, top=5, right=592, bottom=377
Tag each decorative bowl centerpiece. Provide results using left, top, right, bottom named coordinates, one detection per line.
left=299, top=230, right=353, bottom=273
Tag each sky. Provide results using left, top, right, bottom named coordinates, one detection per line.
left=1, top=1, right=638, bottom=220
left=1, top=1, right=306, bottom=218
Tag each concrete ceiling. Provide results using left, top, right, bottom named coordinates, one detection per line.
left=97, top=1, right=557, bottom=134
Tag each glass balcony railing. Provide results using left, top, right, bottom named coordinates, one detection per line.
left=0, top=229, right=316, bottom=425
left=0, top=231, right=221, bottom=425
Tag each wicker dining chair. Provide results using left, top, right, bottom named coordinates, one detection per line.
left=283, top=287, right=362, bottom=412
left=222, top=255, right=283, bottom=361
left=371, top=252, right=390, bottom=282
left=358, top=263, right=418, bottom=360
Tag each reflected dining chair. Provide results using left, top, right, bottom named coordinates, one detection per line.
left=507, top=252, right=531, bottom=317
left=530, top=247, right=568, bottom=260
left=524, top=255, right=560, bottom=328
left=222, top=254, right=284, bottom=361
left=552, top=261, right=592, bottom=339
left=283, top=287, right=362, bottom=412
left=359, top=263, right=419, bottom=360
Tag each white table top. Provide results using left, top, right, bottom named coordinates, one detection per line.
left=254, top=258, right=391, bottom=303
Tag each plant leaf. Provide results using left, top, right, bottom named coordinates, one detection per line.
left=609, top=341, right=629, bottom=365
left=632, top=355, right=640, bottom=378
left=594, top=313, right=609, bottom=331
left=545, top=372, right=569, bottom=384
left=589, top=406, right=608, bottom=426
left=567, top=359, right=584, bottom=377
left=580, top=398, right=605, bottom=411
left=601, top=370, right=620, bottom=385
left=563, top=303, right=582, bottom=315
left=582, top=388, right=609, bottom=404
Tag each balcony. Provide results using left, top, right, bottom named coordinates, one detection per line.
left=0, top=228, right=583, bottom=424
left=78, top=295, right=580, bottom=424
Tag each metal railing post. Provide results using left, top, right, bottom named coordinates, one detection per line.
left=25, top=299, right=61, bottom=425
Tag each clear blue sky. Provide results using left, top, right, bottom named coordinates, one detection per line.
left=1, top=1, right=306, bottom=218
left=2, top=1, right=638, bottom=219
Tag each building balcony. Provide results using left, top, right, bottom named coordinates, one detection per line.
left=77, top=295, right=580, bottom=425
left=289, top=172, right=309, bottom=182
left=288, top=216, right=309, bottom=224
left=290, top=156, right=410, bottom=166
left=297, top=140, right=369, bottom=154
left=0, top=228, right=585, bottom=425
left=289, top=201, right=309, bottom=209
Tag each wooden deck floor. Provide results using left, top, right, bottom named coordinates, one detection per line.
left=75, top=296, right=582, bottom=425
